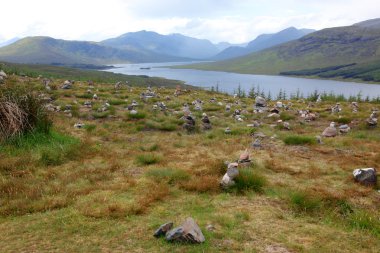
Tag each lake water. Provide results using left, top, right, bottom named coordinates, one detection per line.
left=105, top=62, right=380, bottom=99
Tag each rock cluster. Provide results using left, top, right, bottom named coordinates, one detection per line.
left=238, top=149, right=251, bottom=167
left=201, top=113, right=212, bottom=130
left=367, top=110, right=378, bottom=127
left=183, top=115, right=196, bottom=132
left=154, top=218, right=205, bottom=244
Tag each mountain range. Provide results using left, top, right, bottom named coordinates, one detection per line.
left=212, top=27, right=314, bottom=60
left=0, top=27, right=315, bottom=65
left=1, top=18, right=380, bottom=83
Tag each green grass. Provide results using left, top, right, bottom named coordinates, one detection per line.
left=136, top=154, right=162, bottom=165
left=128, top=112, right=146, bottom=120
left=145, top=168, right=190, bottom=184
left=283, top=135, right=316, bottom=145
left=289, top=191, right=322, bottom=213
left=232, top=168, right=267, bottom=193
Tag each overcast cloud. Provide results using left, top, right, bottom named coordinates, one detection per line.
left=1, top=0, right=379, bottom=43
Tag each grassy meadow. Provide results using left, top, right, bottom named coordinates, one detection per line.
left=0, top=73, right=379, bottom=253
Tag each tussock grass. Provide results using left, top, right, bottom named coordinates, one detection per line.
left=0, top=86, right=51, bottom=141
left=146, top=168, right=190, bottom=184
left=136, top=154, right=162, bottom=165
left=128, top=112, right=146, bottom=119
left=231, top=168, right=267, bottom=193
left=283, top=135, right=316, bottom=145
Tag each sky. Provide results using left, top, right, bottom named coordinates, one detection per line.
left=0, top=0, right=379, bottom=44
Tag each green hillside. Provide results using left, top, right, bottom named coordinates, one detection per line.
left=0, top=62, right=183, bottom=87
left=0, top=37, right=187, bottom=65
left=182, top=19, right=380, bottom=82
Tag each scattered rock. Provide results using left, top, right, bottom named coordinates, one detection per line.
left=283, top=122, right=291, bottom=130
left=0, top=70, right=7, bottom=79
left=225, top=127, right=232, bottom=134
left=201, top=113, right=212, bottom=130
left=74, top=123, right=85, bottom=129
left=166, top=218, right=205, bottom=244
left=220, top=163, right=239, bottom=188
left=255, top=96, right=267, bottom=107
left=331, top=103, right=342, bottom=113
left=238, top=149, right=251, bottom=166
left=322, top=122, right=337, bottom=137
left=183, top=115, right=196, bottom=132
left=130, top=110, right=138, bottom=115
left=61, top=80, right=72, bottom=89
left=206, top=224, right=215, bottom=231
left=339, top=124, right=350, bottom=134
left=252, top=138, right=262, bottom=149
left=316, top=135, right=323, bottom=144
left=353, top=168, right=377, bottom=187
left=154, top=222, right=174, bottom=238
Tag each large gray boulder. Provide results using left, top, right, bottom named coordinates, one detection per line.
left=255, top=96, right=267, bottom=107
left=166, top=218, right=205, bottom=243
left=353, top=168, right=377, bottom=187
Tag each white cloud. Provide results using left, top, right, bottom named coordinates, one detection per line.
left=0, top=0, right=379, bottom=43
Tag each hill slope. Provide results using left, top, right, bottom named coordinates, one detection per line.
left=0, top=37, right=187, bottom=65
left=187, top=19, right=380, bottom=80
left=101, top=30, right=220, bottom=59
left=212, top=27, right=314, bottom=60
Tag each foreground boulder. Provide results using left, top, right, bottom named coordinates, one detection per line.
left=353, top=168, right=377, bottom=187
left=165, top=218, right=205, bottom=244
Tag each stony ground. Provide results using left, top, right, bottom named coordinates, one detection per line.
left=0, top=75, right=379, bottom=253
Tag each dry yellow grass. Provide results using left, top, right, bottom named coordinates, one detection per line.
left=0, top=75, right=379, bottom=252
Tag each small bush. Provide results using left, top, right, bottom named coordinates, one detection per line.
left=289, top=192, right=322, bottom=213
left=232, top=168, right=267, bottom=193
left=136, top=154, right=162, bottom=165
left=284, top=135, right=316, bottom=145
left=146, top=168, right=190, bottom=184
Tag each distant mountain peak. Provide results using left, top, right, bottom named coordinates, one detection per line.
left=212, top=27, right=315, bottom=61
